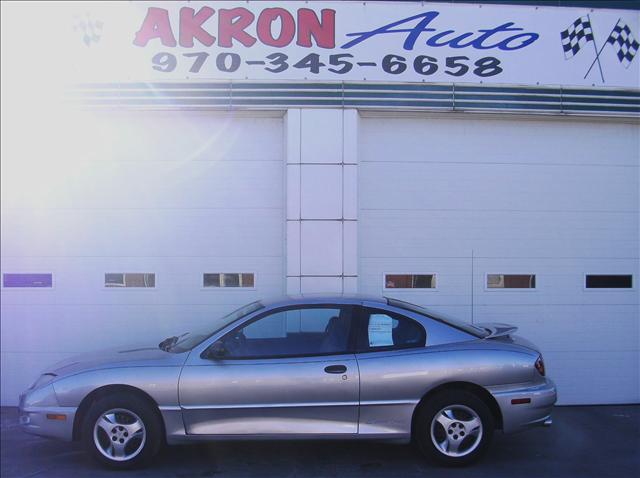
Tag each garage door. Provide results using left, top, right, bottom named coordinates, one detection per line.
left=358, top=114, right=639, bottom=405
left=0, top=111, right=284, bottom=405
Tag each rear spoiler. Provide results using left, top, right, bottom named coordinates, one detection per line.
left=476, top=322, right=518, bottom=338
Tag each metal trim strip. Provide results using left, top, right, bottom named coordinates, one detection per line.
left=68, top=82, right=640, bottom=117
left=182, top=401, right=360, bottom=410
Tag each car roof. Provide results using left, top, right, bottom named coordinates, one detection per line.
left=260, top=294, right=388, bottom=309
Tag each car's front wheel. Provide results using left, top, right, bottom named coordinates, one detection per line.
left=415, top=390, right=494, bottom=466
left=81, top=393, right=162, bottom=469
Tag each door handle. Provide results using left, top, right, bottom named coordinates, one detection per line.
left=324, top=365, right=347, bottom=374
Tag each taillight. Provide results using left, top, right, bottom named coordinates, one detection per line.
left=535, top=355, right=546, bottom=376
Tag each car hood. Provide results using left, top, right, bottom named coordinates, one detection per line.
left=43, top=344, right=188, bottom=379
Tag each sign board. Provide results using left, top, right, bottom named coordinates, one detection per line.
left=13, top=2, right=640, bottom=88
left=368, top=314, right=394, bottom=347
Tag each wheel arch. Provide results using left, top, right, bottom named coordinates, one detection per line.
left=411, top=381, right=503, bottom=439
left=72, top=384, right=165, bottom=441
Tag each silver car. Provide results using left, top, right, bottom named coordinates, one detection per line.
left=19, top=295, right=556, bottom=468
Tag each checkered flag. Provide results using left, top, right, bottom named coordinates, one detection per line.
left=73, top=14, right=103, bottom=47
left=561, top=16, right=595, bottom=59
left=607, top=20, right=639, bottom=68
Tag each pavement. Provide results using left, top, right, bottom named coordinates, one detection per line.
left=1, top=405, right=638, bottom=478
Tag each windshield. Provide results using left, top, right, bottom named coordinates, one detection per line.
left=162, top=301, right=264, bottom=353
left=387, top=298, right=488, bottom=338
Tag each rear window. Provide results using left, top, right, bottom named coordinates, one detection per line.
left=387, top=298, right=488, bottom=338
left=362, top=308, right=426, bottom=350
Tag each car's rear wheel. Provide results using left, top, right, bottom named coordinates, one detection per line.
left=415, top=390, right=494, bottom=466
left=81, top=393, right=162, bottom=469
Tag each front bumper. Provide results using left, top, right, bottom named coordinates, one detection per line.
left=489, top=378, right=557, bottom=434
left=19, top=387, right=76, bottom=441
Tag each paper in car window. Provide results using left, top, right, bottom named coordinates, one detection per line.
left=368, top=314, right=394, bottom=347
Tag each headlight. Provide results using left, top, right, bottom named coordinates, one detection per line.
left=30, top=373, right=57, bottom=390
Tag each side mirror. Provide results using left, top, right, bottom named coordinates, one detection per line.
left=206, top=341, right=227, bottom=360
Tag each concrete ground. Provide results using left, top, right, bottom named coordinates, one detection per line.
left=1, top=406, right=638, bottom=478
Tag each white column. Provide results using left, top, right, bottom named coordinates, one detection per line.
left=285, top=109, right=358, bottom=295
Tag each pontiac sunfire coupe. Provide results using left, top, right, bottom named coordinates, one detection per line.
left=20, top=295, right=556, bottom=468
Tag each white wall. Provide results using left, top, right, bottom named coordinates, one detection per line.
left=0, top=111, right=285, bottom=405
left=358, top=113, right=640, bottom=405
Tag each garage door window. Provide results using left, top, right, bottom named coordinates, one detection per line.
left=585, top=275, right=633, bottom=289
left=2, top=273, right=53, bottom=288
left=105, top=273, right=155, bottom=288
left=384, top=274, right=436, bottom=289
left=487, top=274, right=536, bottom=289
left=203, top=273, right=255, bottom=288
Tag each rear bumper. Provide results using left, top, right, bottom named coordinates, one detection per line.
left=489, top=378, right=557, bottom=434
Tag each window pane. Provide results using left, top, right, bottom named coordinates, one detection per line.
left=2, top=273, right=52, bottom=288
left=487, top=274, right=536, bottom=289
left=222, top=273, right=240, bottom=287
left=365, top=310, right=425, bottom=349
left=241, top=273, right=255, bottom=288
left=586, top=275, right=633, bottom=289
left=203, top=273, right=255, bottom=288
left=105, top=273, right=125, bottom=287
left=105, top=273, right=155, bottom=288
left=126, top=273, right=155, bottom=287
left=203, top=273, right=221, bottom=287
left=385, top=274, right=436, bottom=289
left=222, top=307, right=351, bottom=358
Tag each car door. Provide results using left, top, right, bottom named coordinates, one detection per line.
left=179, top=304, right=359, bottom=435
left=354, top=303, right=430, bottom=437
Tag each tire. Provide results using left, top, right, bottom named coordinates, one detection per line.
left=415, top=390, right=494, bottom=467
left=81, top=392, right=163, bottom=469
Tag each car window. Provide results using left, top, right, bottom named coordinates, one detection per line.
left=168, top=301, right=264, bottom=352
left=360, top=308, right=426, bottom=351
left=220, top=306, right=353, bottom=358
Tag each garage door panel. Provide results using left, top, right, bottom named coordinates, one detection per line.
left=0, top=257, right=283, bottom=307
left=361, top=257, right=471, bottom=273
left=360, top=117, right=639, bottom=167
left=473, top=258, right=639, bottom=306
left=1, top=208, right=283, bottom=257
left=359, top=210, right=638, bottom=258
left=473, top=304, right=639, bottom=352
left=360, top=257, right=471, bottom=301
left=360, top=210, right=637, bottom=242
left=0, top=302, right=272, bottom=354
left=2, top=160, right=283, bottom=210
left=474, top=287, right=639, bottom=306
left=361, top=162, right=637, bottom=212
left=52, top=112, right=284, bottom=164
left=545, top=350, right=639, bottom=405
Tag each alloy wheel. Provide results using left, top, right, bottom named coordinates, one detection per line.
left=93, top=408, right=146, bottom=462
left=429, top=404, right=483, bottom=458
